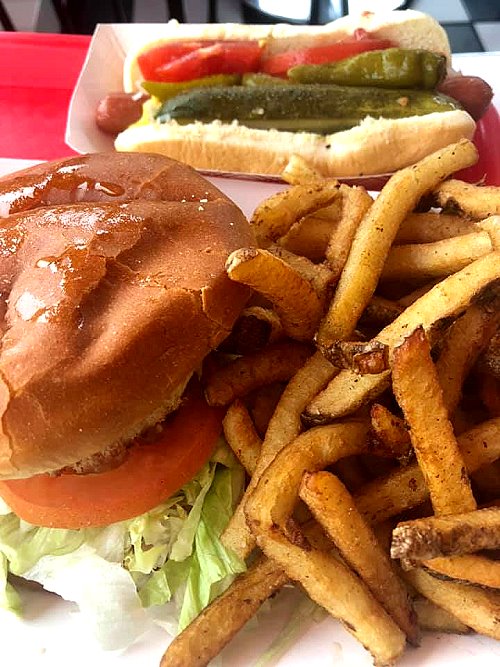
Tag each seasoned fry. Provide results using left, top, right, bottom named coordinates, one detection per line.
left=160, top=556, right=288, bottom=667
left=392, top=506, right=500, bottom=561
left=394, top=211, right=475, bottom=245
left=223, top=400, right=262, bottom=475
left=321, top=339, right=389, bottom=374
left=204, top=340, right=312, bottom=407
left=245, top=422, right=406, bottom=666
left=305, top=252, right=500, bottom=424
left=267, top=245, right=334, bottom=294
left=218, top=306, right=283, bottom=355
left=226, top=248, right=326, bottom=341
left=433, top=179, right=500, bottom=219
left=404, top=567, right=500, bottom=640
left=325, top=184, right=373, bottom=279
left=412, top=597, right=471, bottom=634
left=369, top=403, right=412, bottom=462
left=477, top=215, right=500, bottom=250
left=281, top=154, right=325, bottom=185
left=226, top=248, right=325, bottom=341
left=436, top=296, right=500, bottom=415
left=318, top=140, right=478, bottom=346
left=278, top=204, right=341, bottom=261
left=250, top=180, right=340, bottom=244
left=380, top=232, right=493, bottom=283
left=300, top=471, right=419, bottom=644
left=419, top=554, right=500, bottom=589
left=355, top=418, right=500, bottom=526
left=391, top=327, right=476, bottom=516
left=221, top=351, right=335, bottom=559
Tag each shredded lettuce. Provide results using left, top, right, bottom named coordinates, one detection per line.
left=0, top=440, right=245, bottom=650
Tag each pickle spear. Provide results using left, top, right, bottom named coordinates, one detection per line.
left=288, top=49, right=446, bottom=90
left=156, top=84, right=462, bottom=134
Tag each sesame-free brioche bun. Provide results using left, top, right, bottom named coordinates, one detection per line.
left=0, top=153, right=255, bottom=479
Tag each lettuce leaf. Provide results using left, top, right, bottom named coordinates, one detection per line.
left=0, top=442, right=245, bottom=650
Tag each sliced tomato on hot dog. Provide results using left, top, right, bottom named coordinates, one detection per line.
left=261, top=33, right=394, bottom=77
left=138, top=40, right=263, bottom=82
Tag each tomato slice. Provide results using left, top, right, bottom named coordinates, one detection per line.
left=137, top=41, right=216, bottom=80
left=141, top=40, right=263, bottom=83
left=0, top=382, right=224, bottom=529
left=261, top=38, right=394, bottom=77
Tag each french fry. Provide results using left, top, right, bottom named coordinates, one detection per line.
left=278, top=205, right=340, bottom=261
left=305, top=252, right=500, bottom=424
left=321, top=339, right=389, bottom=374
left=226, top=248, right=326, bottom=341
left=221, top=351, right=335, bottom=559
left=218, top=306, right=283, bottom=355
left=369, top=403, right=412, bottom=462
left=281, top=154, right=325, bottom=185
left=433, top=179, right=500, bottom=219
left=394, top=211, right=475, bottom=244
left=160, top=555, right=288, bottom=667
left=418, top=555, right=500, bottom=590
left=404, top=568, right=500, bottom=640
left=300, top=471, right=419, bottom=644
left=223, top=400, right=262, bottom=475
left=391, top=327, right=476, bottom=516
left=318, top=139, right=478, bottom=346
left=380, top=232, right=493, bottom=283
left=392, top=506, right=500, bottom=561
left=204, top=340, right=312, bottom=407
left=267, top=245, right=334, bottom=294
left=325, top=184, right=373, bottom=279
left=354, top=418, right=500, bottom=526
left=245, top=422, right=406, bottom=666
left=477, top=215, right=500, bottom=250
left=250, top=180, right=340, bottom=245
left=436, top=294, right=500, bottom=415
left=412, top=597, right=471, bottom=634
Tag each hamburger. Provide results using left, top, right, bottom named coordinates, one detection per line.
left=0, top=152, right=255, bottom=648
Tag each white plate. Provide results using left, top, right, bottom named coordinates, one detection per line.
left=0, top=157, right=499, bottom=667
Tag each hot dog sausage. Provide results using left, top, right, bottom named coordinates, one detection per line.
left=438, top=75, right=493, bottom=121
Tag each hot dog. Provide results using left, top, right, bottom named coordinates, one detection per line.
left=108, top=10, right=492, bottom=178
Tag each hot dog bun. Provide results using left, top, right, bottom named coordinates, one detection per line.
left=116, top=10, right=474, bottom=178
left=0, top=153, right=254, bottom=479
left=115, top=110, right=475, bottom=178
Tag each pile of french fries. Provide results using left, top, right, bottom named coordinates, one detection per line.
left=162, top=139, right=500, bottom=667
